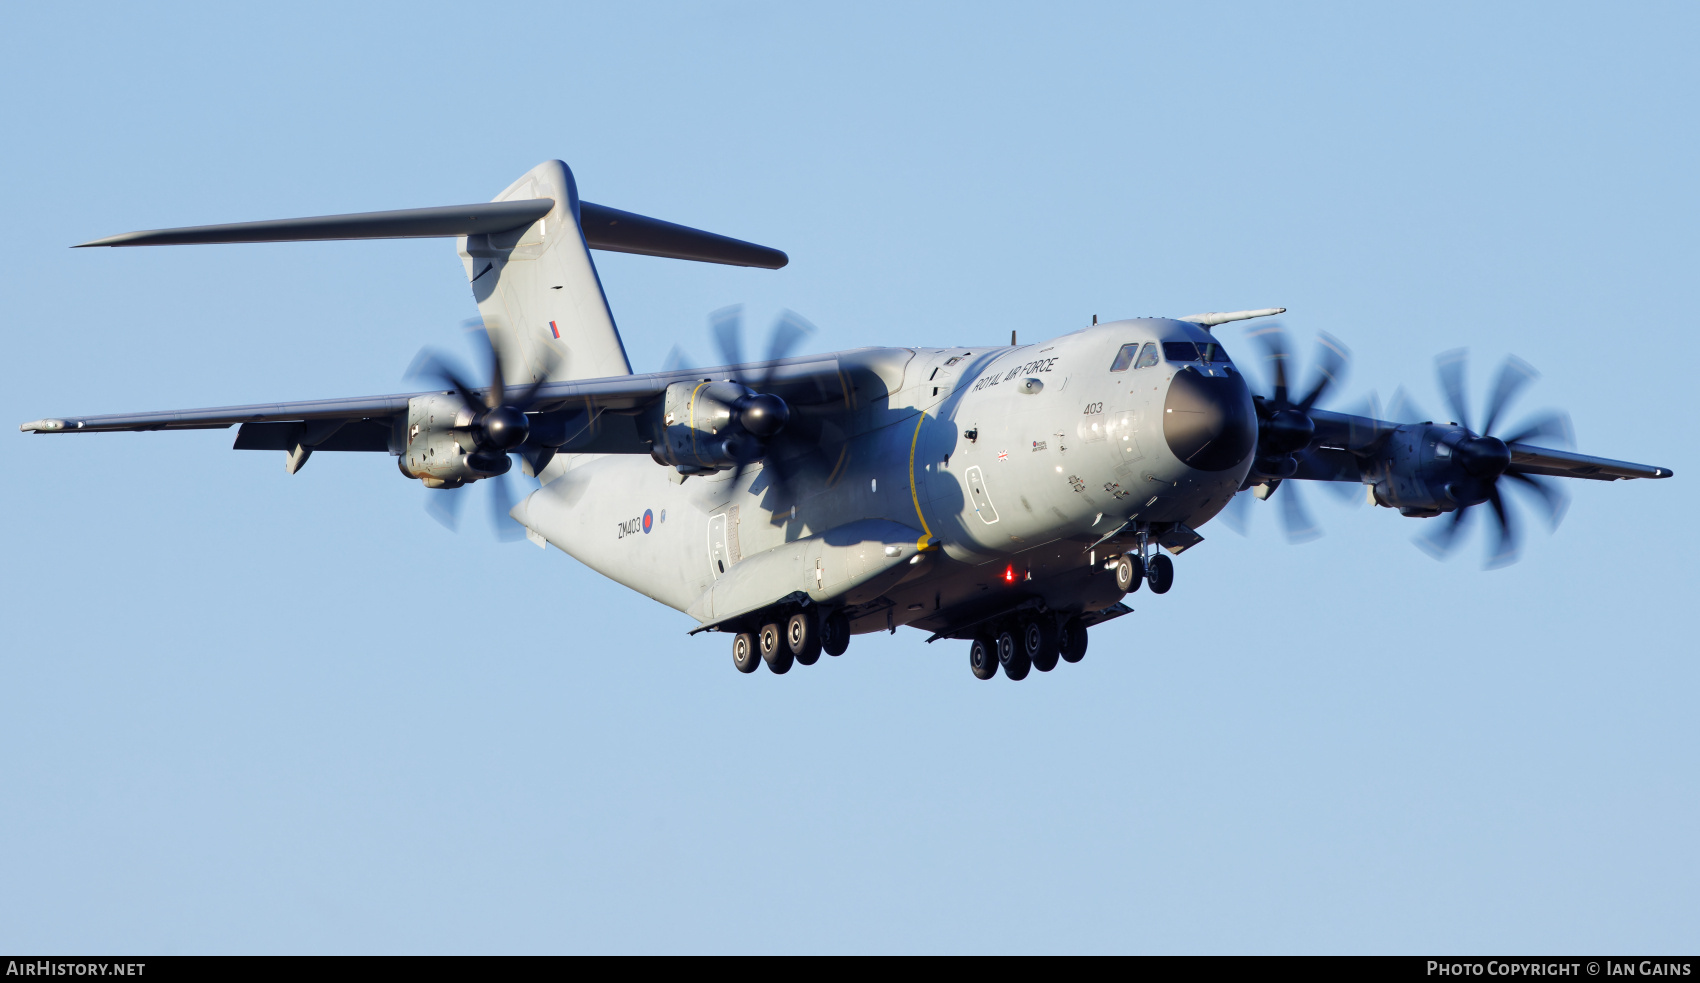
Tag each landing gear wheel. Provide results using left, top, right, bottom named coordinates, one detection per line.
left=1115, top=553, right=1144, bottom=593
left=821, top=610, right=851, bottom=657
left=1148, top=553, right=1174, bottom=594
left=787, top=611, right=821, bottom=666
left=969, top=637, right=999, bottom=680
left=1023, top=617, right=1060, bottom=672
left=997, top=628, right=1030, bottom=681
left=760, top=621, right=792, bottom=674
left=1059, top=617, right=1089, bottom=664
left=732, top=631, right=760, bottom=673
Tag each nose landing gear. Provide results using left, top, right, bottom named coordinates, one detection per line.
left=1117, top=526, right=1174, bottom=596
left=1147, top=553, right=1174, bottom=594
left=1114, top=553, right=1145, bottom=593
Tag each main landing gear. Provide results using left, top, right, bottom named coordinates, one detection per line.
left=732, top=607, right=849, bottom=674
left=969, top=614, right=1088, bottom=681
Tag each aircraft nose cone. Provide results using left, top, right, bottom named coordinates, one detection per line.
left=1163, top=366, right=1256, bottom=471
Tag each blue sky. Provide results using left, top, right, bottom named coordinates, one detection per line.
left=1, top=1, right=1694, bottom=954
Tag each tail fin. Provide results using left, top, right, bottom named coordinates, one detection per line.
left=462, top=161, right=631, bottom=385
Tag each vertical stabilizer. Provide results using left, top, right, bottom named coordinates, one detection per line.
left=460, top=161, right=633, bottom=384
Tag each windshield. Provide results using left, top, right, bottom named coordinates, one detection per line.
left=1162, top=341, right=1232, bottom=364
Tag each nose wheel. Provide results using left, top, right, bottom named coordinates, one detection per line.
left=1114, top=553, right=1145, bottom=593
left=1122, top=526, right=1175, bottom=595
left=1147, top=553, right=1174, bottom=594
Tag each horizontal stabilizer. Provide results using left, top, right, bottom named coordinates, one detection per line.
left=76, top=199, right=554, bottom=247
left=577, top=202, right=787, bottom=268
left=75, top=198, right=788, bottom=268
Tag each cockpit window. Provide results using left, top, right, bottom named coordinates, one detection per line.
left=1109, top=343, right=1139, bottom=372
left=1162, top=341, right=1232, bottom=364
left=1135, top=342, right=1159, bottom=369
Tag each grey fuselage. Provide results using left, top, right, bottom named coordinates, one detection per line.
left=514, top=318, right=1255, bottom=637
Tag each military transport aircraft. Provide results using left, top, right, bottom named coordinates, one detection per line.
left=23, top=160, right=1674, bottom=681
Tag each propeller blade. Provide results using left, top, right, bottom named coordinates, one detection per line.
left=1296, top=332, right=1349, bottom=411
left=1481, top=355, right=1538, bottom=438
left=487, top=468, right=523, bottom=541
left=508, top=346, right=563, bottom=412
left=758, top=451, right=800, bottom=514
left=755, top=310, right=814, bottom=392
left=1415, top=506, right=1469, bottom=560
left=1436, top=349, right=1473, bottom=431
left=1388, top=386, right=1428, bottom=424
left=407, top=349, right=484, bottom=415
left=1248, top=323, right=1293, bottom=404
left=1484, top=484, right=1519, bottom=569
left=1277, top=481, right=1323, bottom=544
left=1503, top=470, right=1570, bottom=530
left=1501, top=411, right=1574, bottom=448
left=661, top=345, right=696, bottom=374
left=1318, top=479, right=1365, bottom=506
left=485, top=326, right=506, bottom=409
left=425, top=485, right=466, bottom=531
left=710, top=305, right=746, bottom=375
left=1219, top=489, right=1251, bottom=536
left=1341, top=390, right=1385, bottom=450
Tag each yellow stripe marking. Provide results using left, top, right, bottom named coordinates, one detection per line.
left=908, top=411, right=937, bottom=551
left=688, top=381, right=711, bottom=462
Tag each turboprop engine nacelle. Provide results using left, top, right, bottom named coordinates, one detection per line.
left=648, top=380, right=789, bottom=473
left=397, top=393, right=511, bottom=488
left=1361, top=423, right=1512, bottom=517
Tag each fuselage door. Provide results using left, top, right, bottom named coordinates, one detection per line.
left=965, top=465, right=1000, bottom=524
left=707, top=512, right=731, bottom=578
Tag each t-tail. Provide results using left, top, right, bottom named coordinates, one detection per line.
left=76, top=160, right=788, bottom=387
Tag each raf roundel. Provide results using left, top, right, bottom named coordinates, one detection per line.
left=642, top=509, right=653, bottom=534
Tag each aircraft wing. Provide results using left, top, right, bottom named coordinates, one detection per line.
left=20, top=394, right=416, bottom=434
left=19, top=353, right=857, bottom=458
left=1293, top=408, right=1670, bottom=483
left=1503, top=444, right=1670, bottom=481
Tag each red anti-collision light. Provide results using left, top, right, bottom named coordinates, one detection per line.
left=1004, top=565, right=1016, bottom=584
